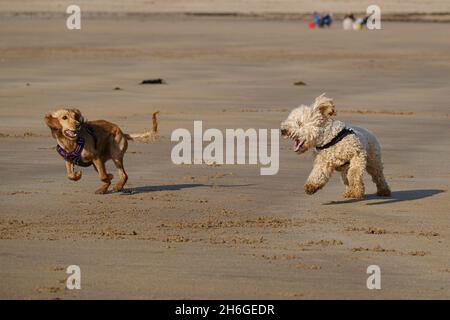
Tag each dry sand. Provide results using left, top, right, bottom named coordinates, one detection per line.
left=0, top=12, right=449, bottom=299
left=1, top=0, right=450, bottom=14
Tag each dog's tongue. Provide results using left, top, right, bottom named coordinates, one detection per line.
left=293, top=140, right=303, bottom=152
left=66, top=130, right=76, bottom=138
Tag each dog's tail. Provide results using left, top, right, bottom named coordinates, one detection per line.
left=125, top=111, right=159, bottom=142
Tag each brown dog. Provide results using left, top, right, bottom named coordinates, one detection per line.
left=45, top=109, right=159, bottom=194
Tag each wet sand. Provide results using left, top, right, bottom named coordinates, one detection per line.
left=0, top=15, right=449, bottom=299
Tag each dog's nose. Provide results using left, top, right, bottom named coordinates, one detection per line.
left=280, top=128, right=288, bottom=136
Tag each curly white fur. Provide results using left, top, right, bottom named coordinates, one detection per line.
left=281, top=94, right=391, bottom=199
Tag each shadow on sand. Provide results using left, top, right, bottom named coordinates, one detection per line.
left=324, top=189, right=445, bottom=205
left=119, top=183, right=254, bottom=195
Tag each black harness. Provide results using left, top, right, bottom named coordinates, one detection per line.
left=316, top=127, right=355, bottom=151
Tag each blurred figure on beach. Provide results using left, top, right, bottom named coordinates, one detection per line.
left=343, top=12, right=372, bottom=30
left=322, top=13, right=333, bottom=27
left=310, top=12, right=333, bottom=29
left=343, top=13, right=355, bottom=30
left=312, top=11, right=321, bottom=27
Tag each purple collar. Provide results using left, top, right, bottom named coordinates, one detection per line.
left=56, top=125, right=96, bottom=167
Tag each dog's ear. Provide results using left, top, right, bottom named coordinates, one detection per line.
left=44, top=113, right=62, bottom=137
left=45, top=113, right=61, bottom=130
left=70, top=108, right=84, bottom=123
left=313, top=93, right=336, bottom=118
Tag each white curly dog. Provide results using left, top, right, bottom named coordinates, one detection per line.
left=281, top=94, right=391, bottom=199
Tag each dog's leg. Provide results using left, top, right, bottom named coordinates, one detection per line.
left=339, top=164, right=351, bottom=196
left=344, top=155, right=366, bottom=199
left=112, top=157, right=128, bottom=192
left=367, top=156, right=391, bottom=197
left=65, top=160, right=82, bottom=181
left=304, top=163, right=333, bottom=195
left=92, top=158, right=113, bottom=194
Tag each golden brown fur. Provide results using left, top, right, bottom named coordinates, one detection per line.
left=45, top=109, right=159, bottom=194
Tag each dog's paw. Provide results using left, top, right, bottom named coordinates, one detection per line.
left=68, top=171, right=82, bottom=181
left=343, top=190, right=364, bottom=199
left=304, top=183, right=319, bottom=195
left=343, top=191, right=353, bottom=198
left=113, top=184, right=124, bottom=192
left=377, top=188, right=391, bottom=197
left=95, top=186, right=109, bottom=195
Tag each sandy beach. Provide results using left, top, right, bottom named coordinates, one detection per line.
left=0, top=2, right=449, bottom=299
left=2, top=0, right=450, bottom=14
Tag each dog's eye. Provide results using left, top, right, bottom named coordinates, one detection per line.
left=297, top=121, right=302, bottom=126
left=62, top=116, right=68, bottom=120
